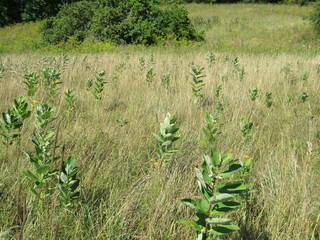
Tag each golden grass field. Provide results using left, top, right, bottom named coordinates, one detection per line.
left=0, top=3, right=320, bottom=240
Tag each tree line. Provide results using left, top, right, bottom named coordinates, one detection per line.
left=0, top=0, right=78, bottom=27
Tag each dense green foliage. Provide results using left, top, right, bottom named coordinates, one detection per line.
left=158, top=0, right=310, bottom=3
left=309, top=0, right=320, bottom=32
left=20, top=0, right=78, bottom=22
left=41, top=0, right=203, bottom=45
left=0, top=0, right=21, bottom=27
left=41, top=1, right=98, bottom=44
left=0, top=0, right=80, bottom=27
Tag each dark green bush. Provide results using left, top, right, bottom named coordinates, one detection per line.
left=41, top=1, right=97, bottom=44
left=0, top=0, right=22, bottom=27
left=21, top=0, right=61, bottom=21
left=41, top=0, right=203, bottom=45
left=0, top=0, right=81, bottom=28
left=309, top=1, right=320, bottom=32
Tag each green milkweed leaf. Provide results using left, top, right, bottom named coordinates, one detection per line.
left=209, top=224, right=240, bottom=235
left=177, top=220, right=203, bottom=231
left=206, top=217, right=232, bottom=225
left=210, top=194, right=234, bottom=204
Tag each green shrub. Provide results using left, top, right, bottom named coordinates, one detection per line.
left=41, top=1, right=97, bottom=44
left=310, top=1, right=320, bottom=33
left=158, top=0, right=215, bottom=3
left=21, top=0, right=65, bottom=22
left=0, top=0, right=21, bottom=27
left=0, top=0, right=81, bottom=28
left=41, top=0, right=203, bottom=45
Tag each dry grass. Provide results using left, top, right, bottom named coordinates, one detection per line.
left=186, top=3, right=317, bottom=54
left=0, top=52, right=319, bottom=239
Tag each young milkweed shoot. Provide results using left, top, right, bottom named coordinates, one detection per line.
left=151, top=113, right=180, bottom=168
left=190, top=65, right=206, bottom=104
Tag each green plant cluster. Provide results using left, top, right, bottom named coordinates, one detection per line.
left=41, top=0, right=203, bottom=45
left=178, top=148, right=251, bottom=238
left=158, top=0, right=309, bottom=4
left=86, top=71, right=108, bottom=101
left=0, top=97, right=30, bottom=147
left=23, top=102, right=80, bottom=209
left=152, top=113, right=180, bottom=167
left=309, top=1, right=320, bottom=33
left=58, top=156, right=80, bottom=207
left=0, top=0, right=80, bottom=28
left=190, top=65, right=206, bottom=104
left=24, top=103, right=58, bottom=200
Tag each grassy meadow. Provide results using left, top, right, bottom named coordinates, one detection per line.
left=0, top=4, right=318, bottom=54
left=0, top=3, right=320, bottom=240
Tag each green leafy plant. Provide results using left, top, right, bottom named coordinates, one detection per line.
left=201, top=112, right=223, bottom=147
left=139, top=57, right=146, bottom=70
left=232, top=57, right=245, bottom=80
left=0, top=62, right=5, bottom=79
left=238, top=66, right=245, bottom=81
left=11, top=96, right=31, bottom=123
left=240, top=118, right=254, bottom=142
left=309, top=1, right=320, bottom=34
left=23, top=72, right=40, bottom=97
left=23, top=103, right=58, bottom=204
left=249, top=87, right=258, bottom=101
left=64, top=89, right=76, bottom=116
left=316, top=64, right=320, bottom=75
left=149, top=54, right=156, bottom=66
left=207, top=53, right=216, bottom=65
left=265, top=92, right=273, bottom=108
left=286, top=95, right=293, bottom=105
left=302, top=72, right=309, bottom=81
left=151, top=113, right=179, bottom=167
left=213, top=84, right=223, bottom=112
left=87, top=71, right=107, bottom=101
left=116, top=118, right=129, bottom=127
left=24, top=102, right=80, bottom=208
left=233, top=57, right=240, bottom=69
left=41, top=1, right=98, bottom=44
left=161, top=73, right=171, bottom=89
left=146, top=67, right=155, bottom=83
left=41, top=0, right=203, bottom=45
left=112, top=61, right=126, bottom=82
left=58, top=156, right=80, bottom=208
left=0, top=108, right=19, bottom=147
left=215, top=101, right=224, bottom=112
left=300, top=92, right=308, bottom=103
left=215, top=84, right=222, bottom=99
left=0, top=96, right=31, bottom=148
left=86, top=79, right=93, bottom=91
left=178, top=147, right=251, bottom=239
left=190, top=65, right=206, bottom=104
left=41, top=67, right=62, bottom=102
left=281, top=63, right=293, bottom=80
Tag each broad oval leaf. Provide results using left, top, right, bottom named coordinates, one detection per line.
left=181, top=198, right=200, bottom=212
left=219, top=164, right=242, bottom=179
left=210, top=201, right=241, bottom=215
left=221, top=153, right=233, bottom=164
left=23, top=170, right=38, bottom=182
left=209, top=224, right=240, bottom=235
left=177, top=220, right=203, bottom=231
left=206, top=217, right=232, bottom=225
left=210, top=148, right=221, bottom=167
left=210, top=193, right=233, bottom=204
